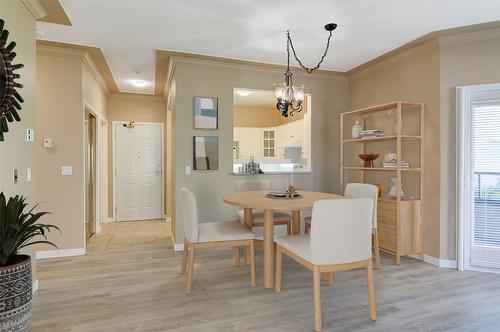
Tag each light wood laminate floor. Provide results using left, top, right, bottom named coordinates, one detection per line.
left=32, top=221, right=500, bottom=331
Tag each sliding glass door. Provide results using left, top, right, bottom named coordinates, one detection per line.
left=471, top=101, right=500, bottom=270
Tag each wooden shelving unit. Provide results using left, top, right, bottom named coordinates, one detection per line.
left=340, top=101, right=425, bottom=265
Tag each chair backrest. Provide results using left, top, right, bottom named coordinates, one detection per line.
left=179, top=187, right=199, bottom=243
left=236, top=179, right=272, bottom=192
left=309, top=198, right=373, bottom=265
left=345, top=183, right=378, bottom=229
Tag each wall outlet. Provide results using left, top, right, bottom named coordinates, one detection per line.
left=13, top=169, right=18, bottom=184
left=61, top=165, right=73, bottom=176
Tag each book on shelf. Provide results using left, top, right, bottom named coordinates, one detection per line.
left=382, top=161, right=410, bottom=168
left=359, top=129, right=385, bottom=138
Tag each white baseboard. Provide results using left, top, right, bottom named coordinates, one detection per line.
left=32, top=279, right=38, bottom=294
left=174, top=243, right=184, bottom=252
left=408, top=253, right=457, bottom=269
left=36, top=248, right=86, bottom=259
left=103, top=217, right=115, bottom=224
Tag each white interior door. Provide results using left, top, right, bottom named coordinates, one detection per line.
left=116, top=123, right=162, bottom=221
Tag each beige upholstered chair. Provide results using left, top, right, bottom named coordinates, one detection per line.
left=275, top=198, right=377, bottom=332
left=236, top=180, right=292, bottom=237
left=305, top=183, right=381, bottom=269
left=180, top=187, right=256, bottom=294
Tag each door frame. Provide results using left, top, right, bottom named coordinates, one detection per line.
left=112, top=121, right=165, bottom=222
left=457, top=83, right=500, bottom=272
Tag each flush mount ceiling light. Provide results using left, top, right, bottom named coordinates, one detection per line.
left=132, top=80, right=146, bottom=88
left=0, top=19, right=24, bottom=142
left=275, top=23, right=337, bottom=117
left=237, top=90, right=252, bottom=97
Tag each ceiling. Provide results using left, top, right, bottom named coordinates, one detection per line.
left=36, top=0, right=500, bottom=95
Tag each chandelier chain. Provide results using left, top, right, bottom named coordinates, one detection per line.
left=286, top=30, right=333, bottom=74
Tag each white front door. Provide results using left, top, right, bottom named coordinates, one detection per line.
left=115, top=123, right=162, bottom=221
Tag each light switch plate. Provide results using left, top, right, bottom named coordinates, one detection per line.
left=26, top=129, right=34, bottom=142
left=26, top=168, right=32, bottom=182
left=43, top=138, right=53, bottom=148
left=185, top=166, right=192, bottom=175
left=61, top=166, right=73, bottom=176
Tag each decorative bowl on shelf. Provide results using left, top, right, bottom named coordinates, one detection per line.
left=358, top=154, right=379, bottom=168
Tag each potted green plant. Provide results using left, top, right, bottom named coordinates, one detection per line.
left=0, top=192, right=59, bottom=332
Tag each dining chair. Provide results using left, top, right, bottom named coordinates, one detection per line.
left=275, top=198, right=377, bottom=332
left=236, top=180, right=292, bottom=237
left=180, top=187, right=256, bottom=294
left=305, top=183, right=380, bottom=269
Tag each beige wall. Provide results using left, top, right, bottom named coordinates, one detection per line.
left=349, top=40, right=441, bottom=258
left=106, top=93, right=167, bottom=218
left=439, top=34, right=500, bottom=260
left=36, top=47, right=86, bottom=250
left=171, top=57, right=349, bottom=244
left=234, top=97, right=307, bottom=127
left=0, top=0, right=38, bottom=281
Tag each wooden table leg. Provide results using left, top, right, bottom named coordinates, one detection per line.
left=263, top=209, right=274, bottom=288
left=244, top=208, right=253, bottom=265
left=292, top=210, right=301, bottom=235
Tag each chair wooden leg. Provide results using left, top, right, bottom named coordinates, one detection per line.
left=181, top=239, right=188, bottom=274
left=366, top=260, right=377, bottom=321
left=185, top=245, right=196, bottom=295
left=235, top=246, right=240, bottom=266
left=305, top=222, right=310, bottom=234
left=327, top=272, right=334, bottom=285
left=313, top=266, right=322, bottom=331
left=249, top=241, right=256, bottom=288
left=287, top=221, right=291, bottom=235
left=275, top=245, right=282, bottom=293
left=373, top=229, right=381, bottom=270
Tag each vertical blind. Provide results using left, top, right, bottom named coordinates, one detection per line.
left=472, top=102, right=500, bottom=269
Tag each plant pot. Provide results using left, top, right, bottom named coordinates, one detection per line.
left=0, top=255, right=32, bottom=332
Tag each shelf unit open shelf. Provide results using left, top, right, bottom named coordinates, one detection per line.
left=340, top=101, right=425, bottom=265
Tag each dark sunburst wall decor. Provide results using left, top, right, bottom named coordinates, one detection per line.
left=0, top=19, right=24, bottom=142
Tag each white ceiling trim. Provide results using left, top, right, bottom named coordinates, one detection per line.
left=22, top=0, right=47, bottom=20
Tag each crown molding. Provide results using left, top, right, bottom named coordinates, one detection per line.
left=170, top=56, right=349, bottom=82
left=439, top=27, right=500, bottom=46
left=108, top=92, right=165, bottom=101
left=83, top=52, right=110, bottom=95
left=164, top=59, right=176, bottom=100
left=37, top=44, right=87, bottom=59
left=349, top=38, right=440, bottom=81
left=22, top=0, right=47, bottom=19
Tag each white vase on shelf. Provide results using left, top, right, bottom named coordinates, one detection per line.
left=389, top=177, right=404, bottom=198
left=352, top=120, right=362, bottom=138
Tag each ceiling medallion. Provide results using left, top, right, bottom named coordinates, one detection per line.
left=275, top=23, right=337, bottom=117
left=0, top=19, right=24, bottom=142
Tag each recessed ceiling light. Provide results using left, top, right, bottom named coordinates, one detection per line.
left=36, top=27, right=47, bottom=36
left=237, top=90, right=252, bottom=97
left=132, top=80, right=146, bottom=88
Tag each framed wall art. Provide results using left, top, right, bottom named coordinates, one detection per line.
left=194, top=96, right=218, bottom=129
left=193, top=136, right=219, bottom=170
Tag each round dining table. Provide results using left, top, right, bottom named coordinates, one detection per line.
left=223, top=190, right=341, bottom=288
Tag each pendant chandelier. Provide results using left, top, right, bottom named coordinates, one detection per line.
left=275, top=23, right=337, bottom=117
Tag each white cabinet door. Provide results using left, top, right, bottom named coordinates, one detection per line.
left=116, top=123, right=162, bottom=221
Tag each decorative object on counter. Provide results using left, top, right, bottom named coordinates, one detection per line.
left=384, top=152, right=397, bottom=161
left=376, top=184, right=384, bottom=197
left=194, top=96, right=218, bottom=129
left=359, top=129, right=385, bottom=138
left=0, top=19, right=24, bottom=142
left=352, top=119, right=363, bottom=138
left=238, top=156, right=262, bottom=174
left=193, top=136, right=219, bottom=170
left=275, top=23, right=337, bottom=118
left=0, top=192, right=59, bottom=332
left=358, top=154, right=379, bottom=168
left=389, top=177, right=404, bottom=198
